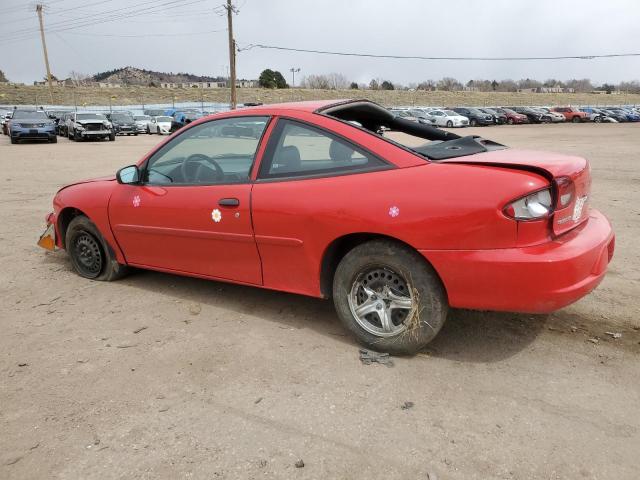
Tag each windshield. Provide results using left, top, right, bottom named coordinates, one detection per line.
left=156, top=116, right=173, bottom=122
left=134, top=115, right=150, bottom=121
left=77, top=113, right=106, bottom=120
left=112, top=114, right=133, bottom=122
left=12, top=111, right=49, bottom=120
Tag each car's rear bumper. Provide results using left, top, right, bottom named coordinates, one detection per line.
left=420, top=209, right=614, bottom=313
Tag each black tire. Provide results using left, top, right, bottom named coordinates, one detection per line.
left=108, top=132, right=115, bottom=141
left=10, top=137, right=17, bottom=144
left=572, top=116, right=581, bottom=123
left=594, top=116, right=602, bottom=123
left=470, top=119, right=477, bottom=127
left=332, top=240, right=448, bottom=355
left=146, top=126, right=150, bottom=134
left=50, top=136, right=57, bottom=143
left=446, top=120, right=453, bottom=128
left=65, top=216, right=129, bottom=281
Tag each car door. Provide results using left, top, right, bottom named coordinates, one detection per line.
left=108, top=115, right=271, bottom=285
left=251, top=118, right=391, bottom=295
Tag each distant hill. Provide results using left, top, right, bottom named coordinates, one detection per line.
left=92, top=66, right=225, bottom=86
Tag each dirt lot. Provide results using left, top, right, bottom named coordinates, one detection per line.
left=1, top=123, right=639, bottom=479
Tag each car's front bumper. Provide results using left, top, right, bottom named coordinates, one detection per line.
left=11, top=128, right=55, bottom=140
left=78, top=129, right=111, bottom=137
left=420, top=209, right=614, bottom=313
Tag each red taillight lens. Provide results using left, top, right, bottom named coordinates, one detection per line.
left=555, top=176, right=575, bottom=208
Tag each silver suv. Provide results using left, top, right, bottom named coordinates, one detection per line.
left=67, top=112, right=115, bottom=142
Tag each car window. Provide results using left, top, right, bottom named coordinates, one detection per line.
left=143, top=116, right=269, bottom=185
left=259, top=119, right=386, bottom=179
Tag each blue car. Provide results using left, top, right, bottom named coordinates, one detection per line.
left=608, top=108, right=640, bottom=122
left=9, top=110, right=57, bottom=144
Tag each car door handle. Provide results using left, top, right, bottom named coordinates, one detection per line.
left=218, top=198, right=240, bottom=207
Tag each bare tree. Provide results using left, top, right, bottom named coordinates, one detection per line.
left=69, top=71, right=90, bottom=86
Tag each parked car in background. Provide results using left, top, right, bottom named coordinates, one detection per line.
left=143, top=109, right=166, bottom=117
left=478, top=108, right=507, bottom=124
left=107, top=112, right=138, bottom=135
left=535, top=107, right=566, bottom=123
left=67, top=112, right=115, bottom=141
left=451, top=107, right=494, bottom=126
left=389, top=109, right=419, bottom=122
left=614, top=108, right=640, bottom=122
left=1, top=111, right=12, bottom=135
left=134, top=115, right=152, bottom=134
left=495, top=108, right=528, bottom=124
left=37, top=99, right=614, bottom=354
left=57, top=112, right=74, bottom=136
left=408, top=109, right=437, bottom=124
left=147, top=116, right=173, bottom=135
left=550, top=107, right=589, bottom=123
left=600, top=108, right=628, bottom=123
left=510, top=107, right=553, bottom=124
left=8, top=109, right=57, bottom=144
left=426, top=109, right=469, bottom=127
left=578, top=108, right=615, bottom=123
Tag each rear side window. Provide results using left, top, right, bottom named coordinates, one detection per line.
left=259, top=119, right=387, bottom=179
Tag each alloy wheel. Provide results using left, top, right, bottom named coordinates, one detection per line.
left=348, top=266, right=415, bottom=337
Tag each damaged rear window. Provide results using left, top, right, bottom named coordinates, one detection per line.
left=319, top=100, right=506, bottom=160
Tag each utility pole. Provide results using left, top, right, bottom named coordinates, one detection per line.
left=36, top=4, right=54, bottom=104
left=289, top=68, right=300, bottom=88
left=225, top=0, right=237, bottom=109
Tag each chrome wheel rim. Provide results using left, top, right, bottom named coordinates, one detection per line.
left=348, top=266, right=415, bottom=337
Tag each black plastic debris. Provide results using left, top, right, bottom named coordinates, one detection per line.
left=359, top=349, right=394, bottom=367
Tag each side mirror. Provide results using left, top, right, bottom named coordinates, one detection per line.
left=116, top=165, right=140, bottom=184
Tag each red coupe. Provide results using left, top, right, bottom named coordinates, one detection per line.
left=38, top=100, right=614, bottom=354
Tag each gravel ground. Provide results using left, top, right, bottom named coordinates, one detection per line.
left=0, top=123, right=638, bottom=480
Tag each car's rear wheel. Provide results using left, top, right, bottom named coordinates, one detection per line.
left=594, top=116, right=602, bottom=123
left=66, top=216, right=129, bottom=281
left=333, top=240, right=448, bottom=355
left=50, top=136, right=57, bottom=143
left=470, top=119, right=477, bottom=127
left=446, top=120, right=453, bottom=128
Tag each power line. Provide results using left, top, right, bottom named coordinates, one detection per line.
left=3, top=0, right=208, bottom=42
left=63, top=28, right=226, bottom=37
left=239, top=43, right=640, bottom=61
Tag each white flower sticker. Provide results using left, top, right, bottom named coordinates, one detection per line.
left=211, top=208, right=222, bottom=223
left=389, top=206, right=400, bottom=218
left=132, top=195, right=141, bottom=208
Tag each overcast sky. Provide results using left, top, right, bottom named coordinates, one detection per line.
left=1, top=0, right=639, bottom=85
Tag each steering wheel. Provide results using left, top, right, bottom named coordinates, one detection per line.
left=180, top=153, right=225, bottom=183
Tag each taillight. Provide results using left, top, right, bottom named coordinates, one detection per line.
left=504, top=188, right=553, bottom=221
left=555, top=176, right=575, bottom=208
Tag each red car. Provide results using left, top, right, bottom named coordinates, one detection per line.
left=496, top=108, right=529, bottom=125
left=38, top=100, right=614, bottom=354
left=551, top=107, right=590, bottom=123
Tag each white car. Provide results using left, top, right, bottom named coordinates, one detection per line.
left=134, top=115, right=152, bottom=134
left=535, top=107, right=565, bottom=123
left=426, top=109, right=469, bottom=128
left=147, top=115, right=173, bottom=135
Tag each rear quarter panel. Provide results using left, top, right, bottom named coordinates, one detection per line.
left=251, top=163, right=548, bottom=297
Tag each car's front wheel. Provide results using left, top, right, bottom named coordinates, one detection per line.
left=446, top=120, right=453, bottom=128
left=333, top=240, right=448, bottom=355
left=66, top=216, right=129, bottom=281
left=470, top=119, right=477, bottom=127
